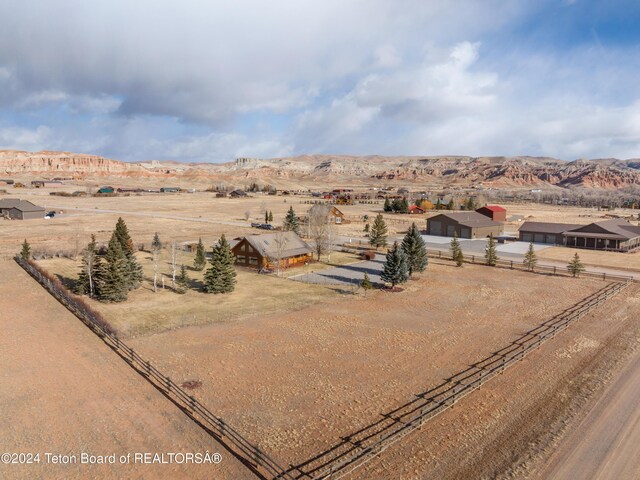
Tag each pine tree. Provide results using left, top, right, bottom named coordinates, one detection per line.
left=567, top=253, right=585, bottom=277
left=369, top=213, right=388, bottom=249
left=383, top=198, right=392, bottom=212
left=20, top=239, right=31, bottom=260
left=113, top=217, right=143, bottom=289
left=484, top=234, right=498, bottom=266
left=96, top=232, right=128, bottom=302
left=283, top=206, right=301, bottom=234
left=401, top=222, right=428, bottom=276
left=175, top=264, right=189, bottom=294
left=391, top=198, right=402, bottom=212
left=435, top=198, right=442, bottom=210
left=381, top=242, right=409, bottom=288
left=450, top=234, right=464, bottom=267
left=265, top=210, right=269, bottom=223
left=194, top=238, right=206, bottom=271
left=447, top=199, right=455, bottom=210
left=363, top=223, right=370, bottom=234
left=75, top=234, right=102, bottom=297
left=399, top=197, right=409, bottom=214
left=151, top=232, right=162, bottom=252
left=268, top=211, right=273, bottom=223
left=523, top=243, right=537, bottom=271
left=203, top=235, right=237, bottom=294
left=361, top=272, right=373, bottom=294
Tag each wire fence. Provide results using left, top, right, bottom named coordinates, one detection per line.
left=286, top=278, right=632, bottom=479
left=13, top=255, right=294, bottom=480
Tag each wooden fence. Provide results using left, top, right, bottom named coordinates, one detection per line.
left=286, top=278, right=632, bottom=479
left=425, top=248, right=636, bottom=283
left=14, top=256, right=294, bottom=480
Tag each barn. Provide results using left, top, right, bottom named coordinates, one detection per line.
left=476, top=205, right=507, bottom=222
left=0, top=199, right=45, bottom=220
left=426, top=212, right=502, bottom=239
left=231, top=231, right=313, bottom=270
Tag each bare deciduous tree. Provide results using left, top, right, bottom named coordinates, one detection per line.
left=244, top=210, right=252, bottom=221
left=269, top=230, right=289, bottom=276
left=170, top=240, right=178, bottom=290
left=308, top=204, right=330, bottom=261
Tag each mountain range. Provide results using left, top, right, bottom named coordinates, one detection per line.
left=1, top=150, right=639, bottom=190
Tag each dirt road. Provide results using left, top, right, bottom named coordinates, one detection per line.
left=538, top=343, right=640, bottom=480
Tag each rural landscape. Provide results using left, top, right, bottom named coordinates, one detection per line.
left=2, top=2, right=640, bottom=480
left=1, top=149, right=640, bottom=480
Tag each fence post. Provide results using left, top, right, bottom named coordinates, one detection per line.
left=165, top=376, right=172, bottom=392
left=145, top=360, right=151, bottom=376
left=471, top=255, right=475, bottom=264
left=553, top=266, right=557, bottom=275
left=510, top=260, right=513, bottom=269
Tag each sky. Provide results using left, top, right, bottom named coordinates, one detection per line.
left=1, top=0, right=640, bottom=163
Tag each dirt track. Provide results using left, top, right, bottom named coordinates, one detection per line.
left=0, top=260, right=250, bottom=480
left=535, top=340, right=640, bottom=480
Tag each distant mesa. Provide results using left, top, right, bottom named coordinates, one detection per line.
left=0, top=150, right=639, bottom=190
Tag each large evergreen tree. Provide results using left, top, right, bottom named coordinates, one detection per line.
left=399, top=197, right=409, bottom=214
left=383, top=198, right=392, bottom=212
left=203, top=235, right=237, bottom=294
left=450, top=234, right=464, bottom=267
left=283, top=206, right=301, bottom=234
left=75, top=234, right=102, bottom=297
left=193, top=238, right=206, bottom=271
left=523, top=243, right=537, bottom=271
left=381, top=242, right=409, bottom=288
left=113, top=217, right=143, bottom=289
left=401, top=222, right=428, bottom=276
left=484, top=234, right=498, bottom=266
left=96, top=232, right=128, bottom=302
left=567, top=253, right=585, bottom=277
left=369, top=213, right=388, bottom=249
left=20, top=239, right=31, bottom=260
left=151, top=232, right=162, bottom=252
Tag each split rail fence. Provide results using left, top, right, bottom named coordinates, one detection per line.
left=14, top=256, right=294, bottom=480
left=286, top=278, right=632, bottom=479
left=425, top=248, right=635, bottom=283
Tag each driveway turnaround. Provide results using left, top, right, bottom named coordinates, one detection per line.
left=291, top=255, right=385, bottom=287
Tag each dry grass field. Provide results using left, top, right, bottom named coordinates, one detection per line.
left=124, top=262, right=614, bottom=473
left=37, top=253, right=341, bottom=337
left=0, top=260, right=250, bottom=480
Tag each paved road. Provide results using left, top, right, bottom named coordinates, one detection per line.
left=538, top=345, right=640, bottom=480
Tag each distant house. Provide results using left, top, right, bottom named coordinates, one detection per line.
left=31, top=180, right=64, bottom=188
left=229, top=189, right=248, bottom=198
left=160, top=187, right=180, bottom=193
left=0, top=199, right=45, bottom=220
left=408, top=205, right=426, bottom=215
left=215, top=192, right=227, bottom=198
left=476, top=205, right=507, bottom=222
left=231, top=231, right=313, bottom=270
left=426, top=212, right=502, bottom=239
left=307, top=204, right=348, bottom=224
left=519, top=219, right=640, bottom=251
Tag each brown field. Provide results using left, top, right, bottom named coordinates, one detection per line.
left=125, top=262, right=619, bottom=473
left=0, top=260, right=250, bottom=480
left=3, top=184, right=640, bottom=479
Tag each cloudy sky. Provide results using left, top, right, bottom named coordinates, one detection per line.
left=1, top=0, right=639, bottom=162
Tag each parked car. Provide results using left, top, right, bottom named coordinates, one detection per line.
left=260, top=224, right=274, bottom=230
left=251, top=222, right=261, bottom=228
left=46, top=211, right=56, bottom=217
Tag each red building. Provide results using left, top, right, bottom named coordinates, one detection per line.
left=476, top=205, right=507, bottom=222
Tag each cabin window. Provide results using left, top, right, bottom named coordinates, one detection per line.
left=236, top=255, right=246, bottom=263
left=247, top=245, right=254, bottom=253
left=249, top=257, right=258, bottom=265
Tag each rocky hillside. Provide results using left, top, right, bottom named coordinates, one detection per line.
left=1, top=150, right=639, bottom=190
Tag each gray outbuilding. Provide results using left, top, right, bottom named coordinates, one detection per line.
left=426, top=212, right=503, bottom=239
left=0, top=199, right=45, bottom=220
